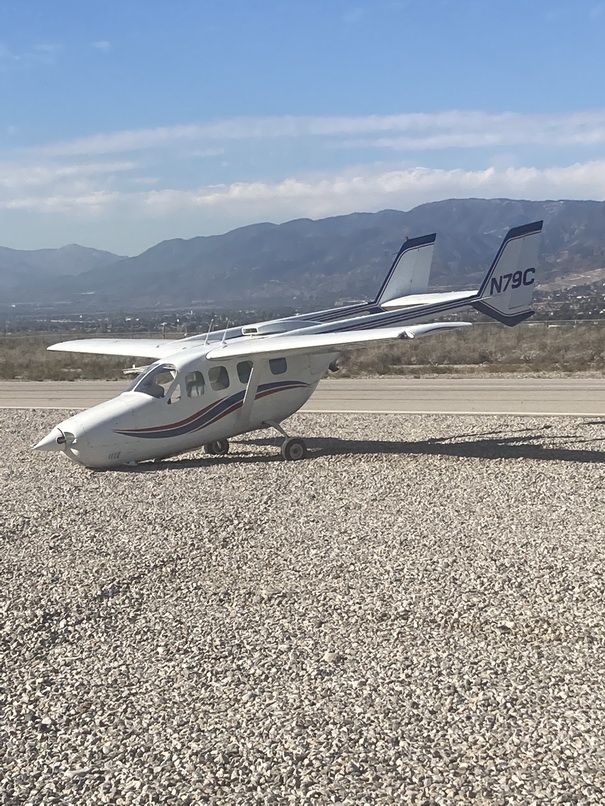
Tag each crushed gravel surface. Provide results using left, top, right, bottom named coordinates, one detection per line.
left=1, top=409, right=605, bottom=804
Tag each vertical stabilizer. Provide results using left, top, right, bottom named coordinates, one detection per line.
left=374, top=233, right=436, bottom=305
left=474, top=221, right=543, bottom=326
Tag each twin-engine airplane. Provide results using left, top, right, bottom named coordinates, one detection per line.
left=35, top=221, right=542, bottom=468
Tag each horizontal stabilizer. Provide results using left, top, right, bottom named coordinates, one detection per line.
left=381, top=290, right=478, bottom=309
left=47, top=338, right=191, bottom=360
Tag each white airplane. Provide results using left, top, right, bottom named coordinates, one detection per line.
left=35, top=221, right=542, bottom=468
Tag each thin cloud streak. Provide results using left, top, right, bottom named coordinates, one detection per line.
left=140, top=161, right=605, bottom=214
left=29, top=110, right=605, bottom=156
left=0, top=160, right=136, bottom=189
left=3, top=191, right=120, bottom=213
left=0, top=42, right=61, bottom=69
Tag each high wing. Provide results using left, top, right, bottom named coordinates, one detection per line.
left=46, top=232, right=438, bottom=359
left=47, top=338, right=192, bottom=360
left=205, top=322, right=472, bottom=361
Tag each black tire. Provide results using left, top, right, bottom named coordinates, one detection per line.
left=205, top=439, right=229, bottom=456
left=281, top=437, right=307, bottom=461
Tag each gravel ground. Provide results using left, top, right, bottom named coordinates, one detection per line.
left=1, top=409, right=605, bottom=805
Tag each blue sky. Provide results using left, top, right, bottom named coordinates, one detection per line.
left=1, top=0, right=605, bottom=254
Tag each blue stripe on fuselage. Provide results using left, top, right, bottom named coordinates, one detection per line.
left=115, top=380, right=308, bottom=440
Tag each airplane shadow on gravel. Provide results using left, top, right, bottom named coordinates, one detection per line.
left=116, top=423, right=605, bottom=471
left=245, top=427, right=605, bottom=465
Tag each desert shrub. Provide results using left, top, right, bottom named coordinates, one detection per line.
left=0, top=333, right=158, bottom=380
left=339, top=322, right=605, bottom=376
left=0, top=324, right=602, bottom=380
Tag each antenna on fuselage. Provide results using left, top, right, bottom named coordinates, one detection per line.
left=203, top=318, right=215, bottom=346
left=221, top=320, right=230, bottom=347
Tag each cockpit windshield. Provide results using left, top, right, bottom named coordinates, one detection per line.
left=132, top=364, right=177, bottom=398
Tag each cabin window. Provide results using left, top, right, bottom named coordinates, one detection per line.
left=269, top=357, right=287, bottom=375
left=185, top=371, right=205, bottom=397
left=237, top=361, right=253, bottom=384
left=209, top=365, right=230, bottom=391
left=135, top=365, right=177, bottom=398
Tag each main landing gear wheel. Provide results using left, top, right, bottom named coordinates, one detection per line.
left=262, top=421, right=308, bottom=462
left=281, top=437, right=307, bottom=461
left=204, top=439, right=230, bottom=456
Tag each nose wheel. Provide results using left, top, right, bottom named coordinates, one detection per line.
left=204, top=439, right=230, bottom=456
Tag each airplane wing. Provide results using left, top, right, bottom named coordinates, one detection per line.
left=47, top=338, right=191, bottom=359
left=205, top=321, right=471, bottom=361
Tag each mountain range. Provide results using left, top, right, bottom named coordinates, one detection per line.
left=0, top=244, right=125, bottom=296
left=2, top=198, right=605, bottom=309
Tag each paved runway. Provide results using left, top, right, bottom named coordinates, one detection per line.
left=0, top=378, right=603, bottom=416
left=305, top=378, right=605, bottom=416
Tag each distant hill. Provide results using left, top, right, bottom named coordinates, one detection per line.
left=3, top=198, right=605, bottom=308
left=0, top=244, right=125, bottom=297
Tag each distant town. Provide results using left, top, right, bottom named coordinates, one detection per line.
left=1, top=280, right=603, bottom=336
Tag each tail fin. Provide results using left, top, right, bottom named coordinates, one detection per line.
left=374, top=233, right=436, bottom=305
left=474, top=221, right=543, bottom=326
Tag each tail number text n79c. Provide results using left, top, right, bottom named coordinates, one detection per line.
left=490, top=268, right=535, bottom=295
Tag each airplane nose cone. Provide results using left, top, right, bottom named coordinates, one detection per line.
left=34, top=427, right=66, bottom=452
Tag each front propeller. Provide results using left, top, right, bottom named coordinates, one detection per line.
left=34, top=427, right=67, bottom=452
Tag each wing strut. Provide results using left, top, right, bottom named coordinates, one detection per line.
left=238, top=359, right=266, bottom=430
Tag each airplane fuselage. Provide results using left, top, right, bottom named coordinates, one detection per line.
left=37, top=350, right=332, bottom=468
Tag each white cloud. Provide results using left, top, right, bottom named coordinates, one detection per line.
left=138, top=161, right=605, bottom=217
left=3, top=191, right=120, bottom=213
left=29, top=110, right=605, bottom=157
left=92, top=40, right=112, bottom=51
left=35, top=123, right=211, bottom=156
left=0, top=160, right=136, bottom=189
left=131, top=176, right=160, bottom=186
left=336, top=111, right=605, bottom=150
left=189, top=147, right=225, bottom=158
left=7, top=106, right=605, bottom=251
left=33, top=43, right=61, bottom=57
left=4, top=160, right=605, bottom=221
left=0, top=42, right=61, bottom=69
